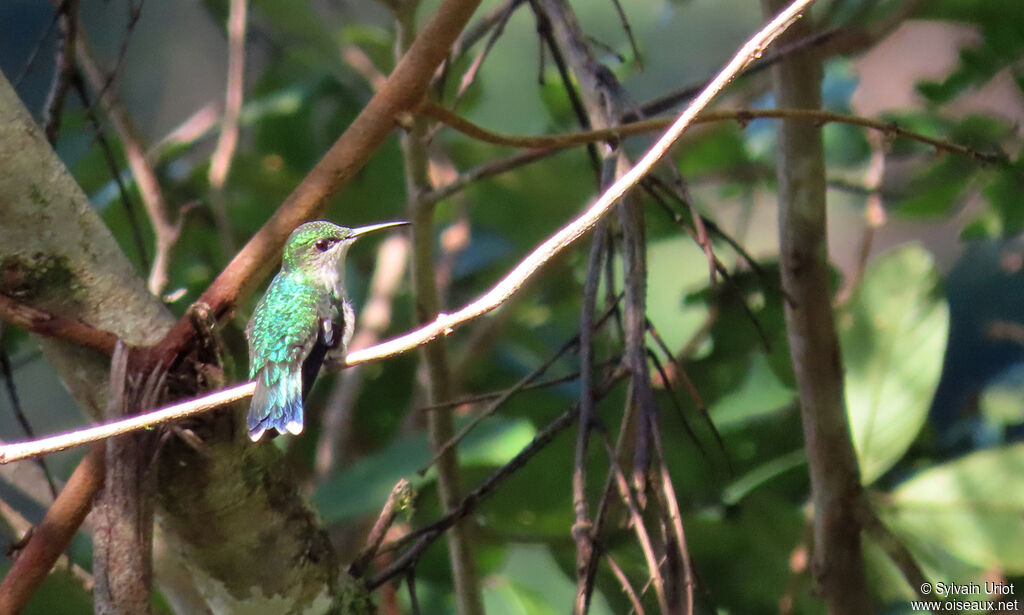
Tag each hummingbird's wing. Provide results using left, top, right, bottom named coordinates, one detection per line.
left=246, top=275, right=321, bottom=440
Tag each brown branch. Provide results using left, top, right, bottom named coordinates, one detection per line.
left=598, top=431, right=669, bottom=614
left=76, top=36, right=180, bottom=297
left=0, top=325, right=59, bottom=499
left=421, top=101, right=1006, bottom=164
left=207, top=0, right=249, bottom=257
left=42, top=0, right=78, bottom=143
left=349, top=479, right=414, bottom=579
left=858, top=500, right=930, bottom=602
left=450, top=0, right=521, bottom=108
left=761, top=0, right=868, bottom=611
left=0, top=496, right=93, bottom=590
left=368, top=387, right=602, bottom=590
left=605, top=553, right=645, bottom=615
left=0, top=443, right=105, bottom=615
left=573, top=221, right=606, bottom=614
left=150, top=0, right=487, bottom=369
left=0, top=293, right=118, bottom=355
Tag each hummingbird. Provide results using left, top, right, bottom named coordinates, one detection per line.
left=245, top=220, right=409, bottom=441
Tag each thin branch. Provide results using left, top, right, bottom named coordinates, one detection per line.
left=858, top=500, right=930, bottom=602
left=12, top=5, right=62, bottom=88
left=0, top=325, right=59, bottom=499
left=76, top=37, right=179, bottom=296
left=572, top=219, right=606, bottom=614
left=42, top=0, right=78, bottom=143
left=349, top=479, right=414, bottom=579
left=420, top=101, right=1006, bottom=163
left=834, top=134, right=886, bottom=307
left=649, top=411, right=694, bottom=614
left=0, top=444, right=105, bottom=615
left=605, top=552, right=645, bottom=615
left=0, top=293, right=118, bottom=355
left=0, top=496, right=93, bottom=590
left=69, top=74, right=150, bottom=273
left=599, top=431, right=669, bottom=614
left=607, top=0, right=641, bottom=69
left=450, top=0, right=521, bottom=108
left=207, top=0, right=249, bottom=257
left=368, top=378, right=621, bottom=590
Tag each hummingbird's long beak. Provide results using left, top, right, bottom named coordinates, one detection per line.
left=351, top=220, right=410, bottom=238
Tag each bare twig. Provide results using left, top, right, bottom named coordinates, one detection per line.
left=42, top=0, right=78, bottom=143
left=349, top=479, right=414, bottom=578
left=607, top=0, right=641, bottom=69
left=418, top=302, right=621, bottom=476
left=858, top=500, right=929, bottom=602
left=207, top=0, right=249, bottom=257
left=0, top=496, right=93, bottom=590
left=599, top=432, right=669, bottom=614
left=12, top=6, right=61, bottom=88
left=368, top=378, right=622, bottom=590
left=0, top=293, right=118, bottom=355
left=76, top=38, right=180, bottom=296
left=649, top=412, right=694, bottom=614
left=451, top=0, right=522, bottom=108
left=572, top=219, right=606, bottom=614
left=69, top=74, right=151, bottom=273
left=0, top=325, right=59, bottom=499
left=420, top=101, right=1005, bottom=164
left=0, top=444, right=105, bottom=614
left=835, top=134, right=886, bottom=307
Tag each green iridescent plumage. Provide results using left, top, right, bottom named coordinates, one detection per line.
left=245, top=220, right=408, bottom=441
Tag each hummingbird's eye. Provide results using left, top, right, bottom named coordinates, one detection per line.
left=314, top=238, right=335, bottom=252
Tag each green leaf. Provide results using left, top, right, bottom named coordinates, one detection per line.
left=482, top=546, right=614, bottom=615
left=711, top=353, right=795, bottom=432
left=721, top=448, right=805, bottom=505
left=841, top=244, right=948, bottom=484
left=314, top=418, right=536, bottom=523
left=643, top=235, right=715, bottom=352
left=880, top=444, right=1024, bottom=573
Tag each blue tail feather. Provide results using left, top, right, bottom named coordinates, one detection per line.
left=248, top=364, right=304, bottom=441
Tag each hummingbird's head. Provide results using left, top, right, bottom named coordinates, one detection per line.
left=281, top=220, right=409, bottom=277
